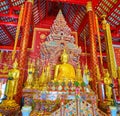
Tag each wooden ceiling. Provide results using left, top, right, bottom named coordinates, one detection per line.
left=0, top=0, right=120, bottom=52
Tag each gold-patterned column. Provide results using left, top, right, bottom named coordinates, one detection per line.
left=101, top=15, right=117, bottom=79
left=101, top=15, right=119, bottom=100
left=86, top=1, right=100, bottom=92
left=15, top=0, right=34, bottom=103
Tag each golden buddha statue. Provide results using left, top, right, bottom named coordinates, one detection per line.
left=76, top=63, right=83, bottom=84
left=103, top=69, right=112, bottom=100
left=45, top=63, right=51, bottom=82
left=25, top=61, right=35, bottom=88
left=83, top=64, right=91, bottom=86
left=5, top=59, right=20, bottom=101
left=54, top=49, right=75, bottom=82
left=39, top=68, right=47, bottom=90
left=33, top=77, right=39, bottom=89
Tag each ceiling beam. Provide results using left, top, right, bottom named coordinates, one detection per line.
left=112, top=41, right=120, bottom=45
left=77, top=14, right=88, bottom=35
left=107, top=18, right=116, bottom=26
left=46, top=0, right=49, bottom=17
left=102, top=0, right=111, bottom=9
left=0, top=13, right=19, bottom=19
left=1, top=26, right=14, bottom=43
left=116, top=25, right=120, bottom=30
left=0, top=21, right=17, bottom=26
left=63, top=4, right=75, bottom=30
left=110, top=15, right=120, bottom=23
left=65, top=5, right=72, bottom=21
left=97, top=52, right=106, bottom=57
left=106, top=0, right=120, bottom=20
left=71, top=6, right=81, bottom=26
left=0, top=46, right=19, bottom=51
left=48, top=0, right=87, bottom=5
left=8, top=0, right=13, bottom=7
left=38, top=0, right=41, bottom=20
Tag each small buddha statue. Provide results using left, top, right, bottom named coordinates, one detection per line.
left=103, top=69, right=112, bottom=100
left=54, top=49, right=75, bottom=82
left=76, top=63, right=83, bottom=84
left=25, top=61, right=35, bottom=88
left=6, top=59, right=20, bottom=101
left=39, top=68, right=47, bottom=90
left=45, top=63, right=51, bottom=82
left=83, top=64, right=91, bottom=92
left=33, top=78, right=39, bottom=89
left=83, top=64, right=91, bottom=86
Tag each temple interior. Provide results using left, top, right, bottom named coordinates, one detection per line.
left=0, top=0, right=120, bottom=116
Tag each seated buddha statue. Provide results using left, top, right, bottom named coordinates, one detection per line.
left=54, top=49, right=75, bottom=82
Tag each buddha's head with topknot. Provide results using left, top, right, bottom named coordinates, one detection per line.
left=60, top=49, right=69, bottom=63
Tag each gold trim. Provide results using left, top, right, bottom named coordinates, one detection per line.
left=0, top=74, right=7, bottom=78
left=86, top=1, right=93, bottom=12
left=71, top=31, right=78, bottom=45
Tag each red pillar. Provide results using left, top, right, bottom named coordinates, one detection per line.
left=86, top=1, right=100, bottom=92
left=15, top=0, right=34, bottom=103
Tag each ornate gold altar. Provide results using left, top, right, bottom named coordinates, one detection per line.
left=22, top=10, right=107, bottom=116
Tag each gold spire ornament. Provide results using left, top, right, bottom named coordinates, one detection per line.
left=101, top=15, right=117, bottom=79
left=12, top=5, right=24, bottom=60
left=86, top=1, right=93, bottom=12
left=95, top=14, right=103, bottom=66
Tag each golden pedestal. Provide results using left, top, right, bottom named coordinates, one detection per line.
left=0, top=100, right=20, bottom=116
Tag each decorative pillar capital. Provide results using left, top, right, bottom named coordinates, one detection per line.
left=101, top=15, right=107, bottom=30
left=86, top=1, right=93, bottom=12
left=27, top=0, right=34, bottom=4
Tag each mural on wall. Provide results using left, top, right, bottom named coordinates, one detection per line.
left=29, top=27, right=79, bottom=75
left=114, top=47, right=120, bottom=66
left=27, top=10, right=81, bottom=77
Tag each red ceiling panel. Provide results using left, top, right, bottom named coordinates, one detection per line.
left=0, top=0, right=119, bottom=50
left=48, top=0, right=87, bottom=4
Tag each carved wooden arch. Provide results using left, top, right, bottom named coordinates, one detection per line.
left=40, top=40, right=81, bottom=72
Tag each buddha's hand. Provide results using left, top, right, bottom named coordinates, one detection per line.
left=54, top=78, right=57, bottom=81
left=89, top=77, right=92, bottom=81
left=8, top=77, right=13, bottom=80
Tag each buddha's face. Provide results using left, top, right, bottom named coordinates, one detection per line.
left=61, top=55, right=68, bottom=63
left=13, top=63, right=18, bottom=69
